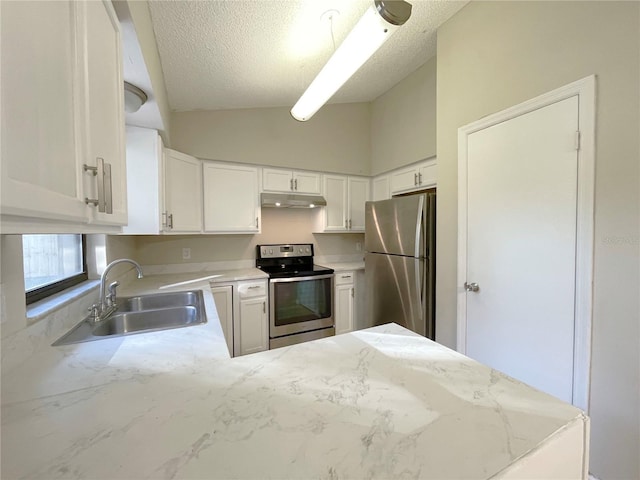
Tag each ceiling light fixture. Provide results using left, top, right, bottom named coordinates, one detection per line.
left=290, top=0, right=412, bottom=122
left=124, top=81, right=148, bottom=113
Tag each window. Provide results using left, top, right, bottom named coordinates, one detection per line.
left=22, top=234, right=88, bottom=304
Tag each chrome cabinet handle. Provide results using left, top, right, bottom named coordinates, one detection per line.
left=83, top=158, right=112, bottom=213
left=341, top=275, right=352, bottom=279
left=464, top=282, right=480, bottom=292
left=349, top=219, right=352, bottom=229
left=255, top=217, right=259, bottom=228
left=168, top=213, right=174, bottom=229
left=414, top=173, right=418, bottom=186
left=418, top=172, right=423, bottom=185
left=103, top=161, right=113, bottom=214
left=263, top=301, right=266, bottom=313
left=294, top=178, right=298, bottom=190
left=248, top=285, right=260, bottom=289
left=351, top=287, right=354, bottom=298
left=290, top=178, right=294, bottom=191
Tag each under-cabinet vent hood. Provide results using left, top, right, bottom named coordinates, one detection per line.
left=261, top=192, right=327, bottom=209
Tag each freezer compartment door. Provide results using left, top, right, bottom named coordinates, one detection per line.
left=365, top=195, right=424, bottom=257
left=365, top=252, right=426, bottom=336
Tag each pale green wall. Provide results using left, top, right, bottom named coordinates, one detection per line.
left=436, top=2, right=639, bottom=478
left=370, top=56, right=437, bottom=175
left=170, top=103, right=371, bottom=176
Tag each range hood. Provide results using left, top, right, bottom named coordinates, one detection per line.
left=261, top=192, right=327, bottom=208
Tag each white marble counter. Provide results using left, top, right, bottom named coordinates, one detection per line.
left=1, top=273, right=588, bottom=479
left=318, top=260, right=365, bottom=272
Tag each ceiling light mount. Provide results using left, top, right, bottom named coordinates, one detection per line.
left=291, top=0, right=412, bottom=122
left=124, top=81, right=148, bottom=113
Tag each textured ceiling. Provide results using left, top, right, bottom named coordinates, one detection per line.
left=148, top=0, right=468, bottom=112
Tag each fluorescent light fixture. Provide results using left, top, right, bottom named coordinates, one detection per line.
left=291, top=0, right=412, bottom=122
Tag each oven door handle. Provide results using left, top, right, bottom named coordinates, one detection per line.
left=269, top=273, right=335, bottom=283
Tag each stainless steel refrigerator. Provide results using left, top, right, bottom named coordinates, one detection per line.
left=364, top=192, right=436, bottom=339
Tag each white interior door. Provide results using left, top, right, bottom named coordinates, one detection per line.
left=463, top=96, right=579, bottom=403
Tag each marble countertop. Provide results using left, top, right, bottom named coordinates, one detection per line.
left=1, top=273, right=585, bottom=479
left=317, top=261, right=365, bottom=272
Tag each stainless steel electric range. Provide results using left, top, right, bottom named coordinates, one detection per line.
left=256, top=244, right=334, bottom=349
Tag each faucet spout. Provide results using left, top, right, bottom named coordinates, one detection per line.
left=95, top=259, right=144, bottom=321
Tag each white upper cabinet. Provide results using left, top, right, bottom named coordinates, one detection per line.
left=203, top=162, right=260, bottom=234
left=122, top=127, right=164, bottom=235
left=262, top=168, right=321, bottom=194
left=0, top=0, right=126, bottom=233
left=164, top=149, right=202, bottom=233
left=83, top=0, right=126, bottom=226
left=316, top=174, right=369, bottom=233
left=372, top=175, right=391, bottom=201
left=390, top=158, right=438, bottom=195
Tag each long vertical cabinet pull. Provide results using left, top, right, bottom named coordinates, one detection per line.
left=256, top=217, right=259, bottom=229
left=294, top=178, right=298, bottom=190
left=83, top=157, right=112, bottom=213
left=263, top=301, right=266, bottom=313
left=103, top=161, right=113, bottom=214
left=290, top=178, right=294, bottom=191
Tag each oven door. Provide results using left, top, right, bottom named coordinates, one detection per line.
left=269, top=273, right=334, bottom=338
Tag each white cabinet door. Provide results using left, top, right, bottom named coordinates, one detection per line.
left=164, top=149, right=202, bottom=233
left=262, top=168, right=321, bottom=194
left=262, top=168, right=293, bottom=192
left=83, top=0, right=126, bottom=226
left=335, top=271, right=355, bottom=335
left=203, top=162, right=260, bottom=233
left=238, top=297, right=268, bottom=355
left=323, top=175, right=348, bottom=231
left=292, top=171, right=321, bottom=194
left=418, top=160, right=438, bottom=188
left=211, top=285, right=234, bottom=356
left=372, top=175, right=390, bottom=201
left=0, top=1, right=87, bottom=224
left=123, top=127, right=163, bottom=234
left=347, top=177, right=369, bottom=232
left=390, top=166, right=419, bottom=195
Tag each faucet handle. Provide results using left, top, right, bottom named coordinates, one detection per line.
left=107, top=281, right=120, bottom=307
left=88, top=304, right=100, bottom=320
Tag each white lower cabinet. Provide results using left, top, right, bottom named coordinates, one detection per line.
left=211, top=285, right=234, bottom=356
left=334, top=271, right=355, bottom=335
left=212, top=279, right=268, bottom=357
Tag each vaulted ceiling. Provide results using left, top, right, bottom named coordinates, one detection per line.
left=147, top=0, right=468, bottom=112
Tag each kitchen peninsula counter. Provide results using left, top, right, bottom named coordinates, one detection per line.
left=1, top=274, right=588, bottom=479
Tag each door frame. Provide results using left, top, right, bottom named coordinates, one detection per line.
left=456, top=75, right=595, bottom=411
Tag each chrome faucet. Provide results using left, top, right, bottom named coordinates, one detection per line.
left=90, top=259, right=144, bottom=322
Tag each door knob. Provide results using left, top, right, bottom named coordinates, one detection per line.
left=464, top=282, right=480, bottom=292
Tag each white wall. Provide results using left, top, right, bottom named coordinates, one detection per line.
left=131, top=208, right=363, bottom=266
left=370, top=56, right=437, bottom=175
left=170, top=103, right=371, bottom=176
left=436, top=2, right=639, bottom=478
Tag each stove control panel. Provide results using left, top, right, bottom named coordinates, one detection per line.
left=257, top=243, right=313, bottom=259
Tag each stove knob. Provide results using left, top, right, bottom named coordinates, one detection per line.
left=269, top=249, right=273, bottom=255
left=305, top=247, right=310, bottom=253
left=262, top=248, right=267, bottom=256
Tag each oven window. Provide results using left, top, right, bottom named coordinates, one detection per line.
left=273, top=277, right=332, bottom=326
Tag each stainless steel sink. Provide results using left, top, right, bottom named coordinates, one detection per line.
left=117, top=291, right=202, bottom=312
left=52, top=290, right=207, bottom=346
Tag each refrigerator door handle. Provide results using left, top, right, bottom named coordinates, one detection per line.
left=413, top=195, right=425, bottom=259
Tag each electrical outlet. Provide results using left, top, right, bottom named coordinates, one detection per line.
left=356, top=242, right=362, bottom=252
left=182, top=247, right=191, bottom=260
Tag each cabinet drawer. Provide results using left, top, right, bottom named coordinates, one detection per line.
left=238, top=281, right=267, bottom=298
left=335, top=271, right=355, bottom=285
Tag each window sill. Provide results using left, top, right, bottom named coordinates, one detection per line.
left=26, top=280, right=100, bottom=325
